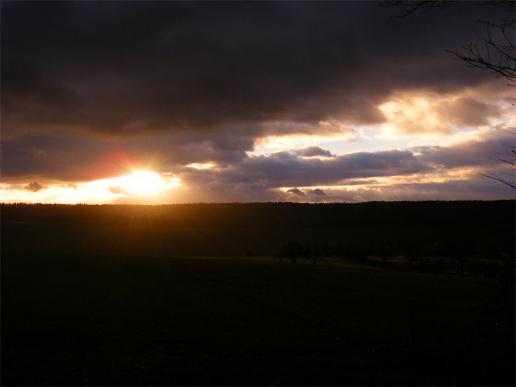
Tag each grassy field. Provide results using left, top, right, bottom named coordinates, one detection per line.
left=2, top=255, right=513, bottom=385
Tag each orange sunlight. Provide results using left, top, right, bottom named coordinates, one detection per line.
left=0, top=169, right=182, bottom=204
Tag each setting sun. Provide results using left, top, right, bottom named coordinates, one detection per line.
left=109, top=170, right=169, bottom=196
left=0, top=169, right=182, bottom=204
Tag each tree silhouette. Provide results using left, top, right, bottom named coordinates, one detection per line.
left=448, top=19, right=515, bottom=83
left=278, top=242, right=308, bottom=264
left=382, top=1, right=515, bottom=82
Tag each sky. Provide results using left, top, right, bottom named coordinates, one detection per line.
left=1, top=1, right=515, bottom=203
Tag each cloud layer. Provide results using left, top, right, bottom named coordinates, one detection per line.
left=1, top=2, right=514, bottom=202
left=3, top=2, right=508, bottom=134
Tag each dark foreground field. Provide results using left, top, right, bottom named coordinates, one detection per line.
left=3, top=256, right=514, bottom=386
left=1, top=202, right=515, bottom=385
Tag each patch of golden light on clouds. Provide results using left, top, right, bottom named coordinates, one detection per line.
left=379, top=96, right=444, bottom=134
left=280, top=167, right=481, bottom=194
left=186, top=161, right=218, bottom=170
left=377, top=88, right=509, bottom=135
left=380, top=124, right=496, bottom=151
left=251, top=85, right=513, bottom=158
left=250, top=124, right=491, bottom=159
left=249, top=119, right=357, bottom=156
left=250, top=131, right=357, bottom=156
left=0, top=170, right=181, bottom=204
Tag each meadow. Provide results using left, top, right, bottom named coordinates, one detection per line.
left=1, top=202, right=514, bottom=385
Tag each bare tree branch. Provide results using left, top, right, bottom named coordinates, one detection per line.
left=479, top=173, right=516, bottom=190
left=379, top=0, right=455, bottom=18
left=381, top=0, right=516, bottom=82
left=447, top=19, right=516, bottom=82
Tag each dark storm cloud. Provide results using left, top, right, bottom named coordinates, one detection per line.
left=0, top=127, right=253, bottom=180
left=180, top=148, right=428, bottom=190
left=2, top=1, right=509, bottom=136
left=417, top=130, right=515, bottom=168
left=234, top=149, right=428, bottom=186
left=0, top=131, right=116, bottom=180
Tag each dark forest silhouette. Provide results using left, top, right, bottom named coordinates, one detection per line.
left=3, top=201, right=514, bottom=263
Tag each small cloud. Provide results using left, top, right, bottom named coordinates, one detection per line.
left=287, top=187, right=305, bottom=196
left=186, top=161, right=217, bottom=170
left=296, top=146, right=334, bottom=158
left=24, top=182, right=44, bottom=192
left=310, top=188, right=326, bottom=196
left=109, top=185, right=128, bottom=194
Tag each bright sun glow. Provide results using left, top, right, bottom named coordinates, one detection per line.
left=111, top=170, right=166, bottom=195
left=0, top=169, right=182, bottom=204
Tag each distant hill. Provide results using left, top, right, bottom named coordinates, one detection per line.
left=2, top=201, right=514, bottom=260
